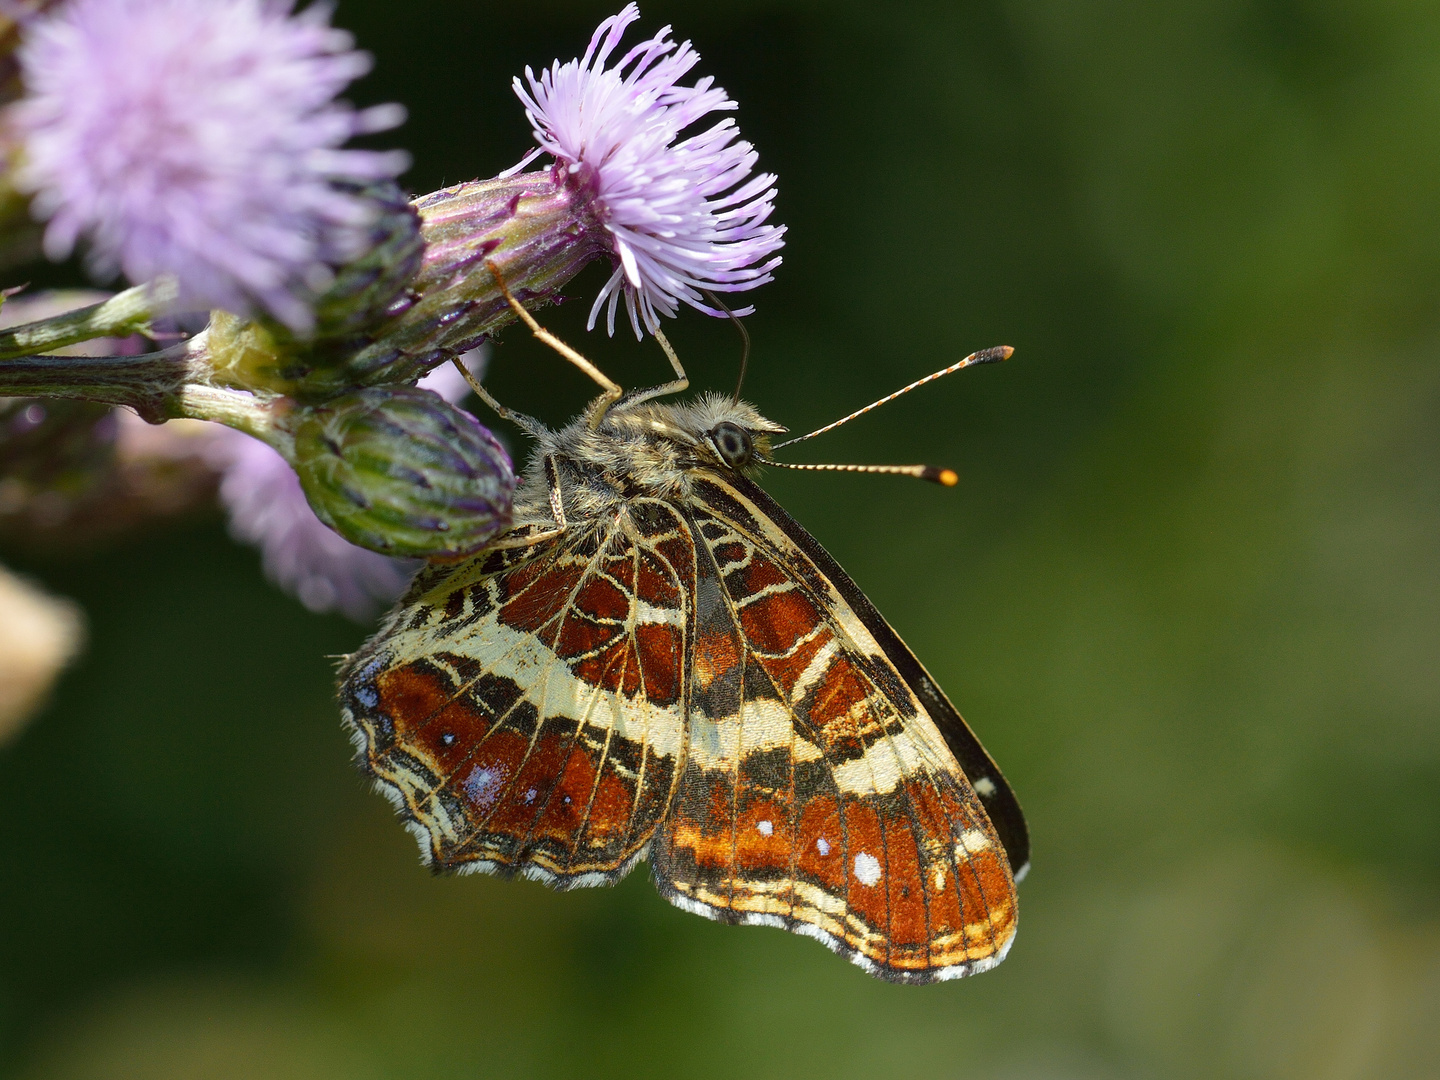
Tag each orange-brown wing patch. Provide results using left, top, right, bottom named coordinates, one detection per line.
left=339, top=498, right=697, bottom=887
left=649, top=478, right=1018, bottom=982
left=496, top=518, right=687, bottom=708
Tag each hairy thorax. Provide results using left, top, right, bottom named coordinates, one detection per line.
left=511, top=392, right=785, bottom=528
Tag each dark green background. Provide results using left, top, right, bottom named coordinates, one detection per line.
left=3, top=1, right=1438, bottom=1077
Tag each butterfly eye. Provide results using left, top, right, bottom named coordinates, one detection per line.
left=710, top=421, right=753, bottom=469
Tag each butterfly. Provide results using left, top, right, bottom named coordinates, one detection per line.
left=338, top=285, right=1029, bottom=983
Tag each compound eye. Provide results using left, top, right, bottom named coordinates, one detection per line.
left=710, top=421, right=753, bottom=469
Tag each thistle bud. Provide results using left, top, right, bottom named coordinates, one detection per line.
left=266, top=182, right=424, bottom=376
left=292, top=387, right=513, bottom=558
left=329, top=171, right=609, bottom=388
left=208, top=182, right=424, bottom=398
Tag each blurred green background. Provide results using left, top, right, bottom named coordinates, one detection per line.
left=3, top=0, right=1439, bottom=1077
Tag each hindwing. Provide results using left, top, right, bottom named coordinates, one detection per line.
left=339, top=501, right=696, bottom=887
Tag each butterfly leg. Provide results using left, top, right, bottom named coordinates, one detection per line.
left=543, top=454, right=568, bottom=531
left=479, top=454, right=568, bottom=550
left=618, top=326, right=690, bottom=409
left=445, top=355, right=550, bottom=440
left=486, top=260, right=623, bottom=429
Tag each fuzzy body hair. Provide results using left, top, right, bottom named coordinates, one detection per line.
left=512, top=390, right=785, bottom=528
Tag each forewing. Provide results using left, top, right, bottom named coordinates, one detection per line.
left=339, top=502, right=696, bottom=887
left=731, top=473, right=1030, bottom=877
left=650, top=475, right=1020, bottom=982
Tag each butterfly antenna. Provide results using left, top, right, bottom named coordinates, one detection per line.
left=703, top=289, right=750, bottom=403
left=772, top=346, right=1012, bottom=450
left=763, top=460, right=960, bottom=486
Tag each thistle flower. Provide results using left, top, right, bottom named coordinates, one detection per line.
left=514, top=3, right=785, bottom=338
left=12, top=0, right=409, bottom=332
left=305, top=5, right=785, bottom=386
left=203, top=351, right=491, bottom=621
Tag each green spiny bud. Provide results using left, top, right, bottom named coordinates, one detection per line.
left=293, top=386, right=513, bottom=558
left=268, top=182, right=425, bottom=364
left=209, top=181, right=424, bottom=399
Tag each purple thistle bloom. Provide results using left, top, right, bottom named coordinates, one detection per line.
left=203, top=350, right=490, bottom=621
left=514, top=3, right=785, bottom=338
left=13, top=0, right=409, bottom=331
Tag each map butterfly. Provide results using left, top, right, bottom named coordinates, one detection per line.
left=339, top=287, right=1029, bottom=983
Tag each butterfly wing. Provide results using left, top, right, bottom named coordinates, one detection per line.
left=649, top=473, right=1024, bottom=982
left=339, top=502, right=698, bottom=887
left=729, top=473, right=1031, bottom=876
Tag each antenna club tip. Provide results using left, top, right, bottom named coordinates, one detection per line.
left=968, top=345, right=1014, bottom=365
left=922, top=466, right=960, bottom=487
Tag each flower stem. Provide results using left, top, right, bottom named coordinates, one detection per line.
left=0, top=345, right=188, bottom=416
left=0, top=330, right=292, bottom=454
left=0, top=277, right=178, bottom=361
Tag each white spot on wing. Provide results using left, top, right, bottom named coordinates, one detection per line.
left=462, top=764, right=506, bottom=810
left=958, top=828, right=992, bottom=855
left=854, top=852, right=882, bottom=887
left=973, top=776, right=997, bottom=797
left=635, top=599, right=684, bottom=626
left=817, top=837, right=831, bottom=856
left=756, top=819, right=773, bottom=837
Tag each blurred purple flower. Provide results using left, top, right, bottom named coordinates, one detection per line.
left=205, top=424, right=413, bottom=620
left=203, top=349, right=489, bottom=621
left=13, top=0, right=409, bottom=331
left=514, top=3, right=785, bottom=338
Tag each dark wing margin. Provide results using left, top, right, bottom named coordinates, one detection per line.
left=723, top=473, right=1031, bottom=879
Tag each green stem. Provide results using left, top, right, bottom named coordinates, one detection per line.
left=0, top=330, right=294, bottom=457
left=0, top=277, right=179, bottom=361
left=0, top=343, right=187, bottom=416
